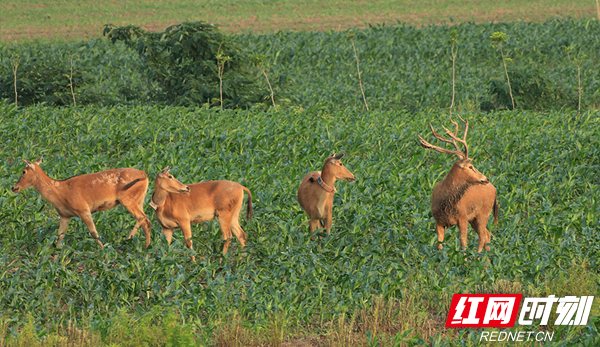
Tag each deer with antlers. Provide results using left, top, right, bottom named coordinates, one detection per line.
left=418, top=117, right=498, bottom=252
left=297, top=154, right=356, bottom=239
left=12, top=157, right=152, bottom=249
left=150, top=167, right=252, bottom=261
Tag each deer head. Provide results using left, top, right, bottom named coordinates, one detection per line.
left=155, top=166, right=190, bottom=194
left=418, top=117, right=488, bottom=184
left=12, top=157, right=43, bottom=193
left=323, top=153, right=356, bottom=182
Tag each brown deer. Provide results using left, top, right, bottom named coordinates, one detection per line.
left=12, top=157, right=152, bottom=249
left=418, top=117, right=499, bottom=252
left=297, top=154, right=356, bottom=239
left=150, top=167, right=252, bottom=261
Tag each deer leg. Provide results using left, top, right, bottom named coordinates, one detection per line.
left=162, top=229, right=174, bottom=245
left=457, top=219, right=468, bottom=251
left=469, top=219, right=489, bottom=253
left=484, top=228, right=492, bottom=251
left=180, top=222, right=195, bottom=262
left=324, top=213, right=333, bottom=234
left=218, top=216, right=233, bottom=255
left=80, top=213, right=103, bottom=249
left=309, top=220, right=320, bottom=241
left=435, top=224, right=445, bottom=250
left=230, top=223, right=247, bottom=248
left=160, top=228, right=173, bottom=259
left=56, top=216, right=71, bottom=249
left=123, top=204, right=152, bottom=248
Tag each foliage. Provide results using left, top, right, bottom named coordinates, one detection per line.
left=103, top=21, right=267, bottom=108
left=0, top=47, right=85, bottom=106
left=0, top=103, right=598, bottom=344
left=240, top=19, right=600, bottom=111
left=0, top=40, right=150, bottom=106
left=2, top=20, right=600, bottom=110
left=483, top=65, right=575, bottom=111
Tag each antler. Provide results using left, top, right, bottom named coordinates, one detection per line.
left=418, top=116, right=469, bottom=160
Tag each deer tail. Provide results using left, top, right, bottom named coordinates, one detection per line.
left=493, top=198, right=499, bottom=226
left=123, top=176, right=146, bottom=190
left=242, top=186, right=253, bottom=222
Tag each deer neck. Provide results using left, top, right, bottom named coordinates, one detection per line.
left=319, top=167, right=337, bottom=193
left=31, top=168, right=62, bottom=205
left=150, top=188, right=169, bottom=210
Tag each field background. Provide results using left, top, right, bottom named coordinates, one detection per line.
left=1, top=0, right=600, bottom=346
left=0, top=0, right=598, bottom=42
left=1, top=105, right=599, bottom=346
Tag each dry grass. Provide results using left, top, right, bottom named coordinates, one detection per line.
left=325, top=288, right=448, bottom=346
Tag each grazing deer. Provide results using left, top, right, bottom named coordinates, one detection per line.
left=418, top=117, right=499, bottom=252
left=297, top=154, right=356, bottom=239
left=150, top=167, right=252, bottom=261
left=12, top=157, right=152, bottom=249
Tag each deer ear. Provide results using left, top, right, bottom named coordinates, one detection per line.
left=35, top=156, right=43, bottom=165
left=334, top=153, right=344, bottom=160
left=23, top=160, right=35, bottom=170
left=158, top=166, right=171, bottom=177
left=457, top=158, right=471, bottom=168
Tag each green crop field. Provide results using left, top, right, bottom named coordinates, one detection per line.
left=0, top=104, right=599, bottom=345
left=1, top=1, right=600, bottom=345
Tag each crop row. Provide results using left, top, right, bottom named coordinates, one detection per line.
left=1, top=19, right=599, bottom=111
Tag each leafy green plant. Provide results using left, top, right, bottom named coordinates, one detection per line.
left=565, top=45, right=586, bottom=112
left=9, top=53, right=19, bottom=107
left=103, top=21, right=267, bottom=109
left=69, top=54, right=76, bottom=107
left=216, top=44, right=232, bottom=108
left=491, top=31, right=515, bottom=110
left=348, top=30, right=369, bottom=111
left=449, top=30, right=459, bottom=113
left=484, top=65, right=573, bottom=111
left=251, top=54, right=276, bottom=109
left=0, top=44, right=100, bottom=106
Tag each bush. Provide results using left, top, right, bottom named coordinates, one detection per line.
left=0, top=40, right=149, bottom=107
left=0, top=48, right=83, bottom=106
left=481, top=64, right=576, bottom=111
left=104, top=21, right=268, bottom=109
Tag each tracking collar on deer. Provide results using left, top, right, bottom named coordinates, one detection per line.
left=149, top=193, right=164, bottom=210
left=317, top=176, right=336, bottom=193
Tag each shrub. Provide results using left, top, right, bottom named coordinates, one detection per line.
left=481, top=65, right=575, bottom=111
left=0, top=48, right=86, bottom=106
left=103, top=21, right=268, bottom=109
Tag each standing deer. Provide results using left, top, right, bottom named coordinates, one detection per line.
left=297, top=154, right=356, bottom=239
left=150, top=167, right=252, bottom=261
left=418, top=117, right=499, bottom=252
left=12, top=157, right=152, bottom=249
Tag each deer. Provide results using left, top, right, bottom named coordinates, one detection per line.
left=11, top=157, right=152, bottom=249
left=418, top=116, right=499, bottom=253
left=297, top=154, right=356, bottom=239
left=150, top=167, right=252, bottom=261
